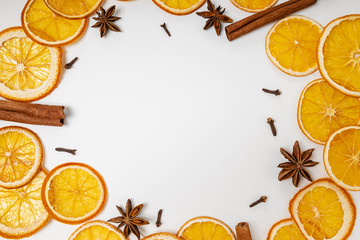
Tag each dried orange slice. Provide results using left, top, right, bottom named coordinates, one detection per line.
left=142, top=233, right=181, bottom=240
left=298, top=79, right=360, bottom=145
left=69, top=220, right=127, bottom=240
left=318, top=15, right=360, bottom=97
left=324, top=126, right=360, bottom=190
left=44, top=0, right=104, bottom=19
left=267, top=219, right=306, bottom=240
left=0, top=170, right=50, bottom=239
left=266, top=16, right=323, bottom=76
left=152, top=0, right=205, bottom=15
left=0, top=126, right=43, bottom=188
left=41, top=162, right=107, bottom=224
left=21, top=0, right=87, bottom=46
left=289, top=178, right=355, bottom=240
left=0, top=27, right=61, bottom=102
left=230, top=0, right=277, bottom=13
left=177, top=216, right=236, bottom=240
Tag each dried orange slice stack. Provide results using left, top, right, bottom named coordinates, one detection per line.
left=318, top=15, right=360, bottom=97
left=42, top=162, right=107, bottom=224
left=267, top=219, right=305, bottom=240
left=21, top=0, right=87, bottom=46
left=289, top=179, right=355, bottom=240
left=152, top=0, right=206, bottom=15
left=69, top=220, right=126, bottom=240
left=0, top=126, right=43, bottom=188
left=177, top=216, right=236, bottom=240
left=0, top=27, right=62, bottom=102
left=0, top=170, right=50, bottom=239
left=143, top=233, right=182, bottom=240
left=266, top=16, right=323, bottom=76
left=297, top=79, right=360, bottom=145
left=231, top=0, right=277, bottom=13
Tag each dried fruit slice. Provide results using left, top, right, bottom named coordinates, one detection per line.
left=266, top=16, right=323, bottom=76
left=298, top=79, right=360, bottom=145
left=44, top=0, right=104, bottom=19
left=41, top=162, right=107, bottom=224
left=230, top=0, right=277, bottom=13
left=177, top=216, right=236, bottom=240
left=289, top=178, right=355, bottom=240
left=21, top=0, right=87, bottom=46
left=324, top=126, right=360, bottom=190
left=152, top=0, right=205, bottom=15
left=69, top=220, right=127, bottom=240
left=0, top=170, right=50, bottom=239
left=142, top=233, right=181, bottom=240
left=0, top=126, right=43, bottom=188
left=318, top=15, right=360, bottom=97
left=267, top=219, right=306, bottom=240
left=0, top=27, right=61, bottom=102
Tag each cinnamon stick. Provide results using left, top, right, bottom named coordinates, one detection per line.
left=225, top=0, right=317, bottom=41
left=235, top=222, right=252, bottom=240
left=0, top=100, right=64, bottom=126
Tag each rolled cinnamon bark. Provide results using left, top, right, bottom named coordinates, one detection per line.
left=0, top=100, right=65, bottom=126
left=235, top=222, right=252, bottom=240
left=225, top=0, right=317, bottom=41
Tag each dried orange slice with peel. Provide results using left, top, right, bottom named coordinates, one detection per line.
left=230, top=0, right=277, bottom=13
left=266, top=16, right=323, bottom=76
left=69, top=220, right=127, bottom=240
left=298, top=79, right=360, bottom=145
left=152, top=0, right=206, bottom=15
left=289, top=178, right=356, bottom=240
left=142, top=232, right=181, bottom=240
left=0, top=126, right=43, bottom=189
left=0, top=27, right=61, bottom=102
left=44, top=0, right=104, bottom=19
left=41, top=162, right=107, bottom=224
left=0, top=170, right=50, bottom=239
left=267, top=219, right=306, bottom=240
left=324, top=126, right=360, bottom=190
left=21, top=0, right=87, bottom=46
left=318, top=15, right=360, bottom=97
left=177, top=216, right=236, bottom=240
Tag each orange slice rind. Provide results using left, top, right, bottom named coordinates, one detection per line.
left=230, top=0, right=277, bottom=13
left=69, top=220, right=127, bottom=240
left=297, top=79, right=360, bottom=145
left=324, top=126, right=360, bottom=190
left=0, top=170, right=50, bottom=239
left=0, top=126, right=43, bottom=188
left=267, top=219, right=306, bottom=240
left=266, top=15, right=323, bottom=76
left=21, top=0, right=88, bottom=46
left=152, top=0, right=206, bottom=15
left=142, top=232, right=181, bottom=240
left=41, top=162, right=107, bottom=224
left=318, top=15, right=360, bottom=97
left=289, top=178, right=356, bottom=240
left=177, top=216, right=236, bottom=240
left=44, top=0, right=104, bottom=19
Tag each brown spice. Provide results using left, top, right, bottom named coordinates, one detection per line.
left=225, top=0, right=317, bottom=41
left=155, top=209, right=163, bottom=227
left=249, top=196, right=267, bottom=208
left=262, top=88, right=281, bottom=96
left=235, top=222, right=252, bottom=240
left=65, top=57, right=78, bottom=69
left=92, top=6, right=121, bottom=38
left=55, top=148, right=76, bottom=155
left=160, top=23, right=171, bottom=37
left=267, top=118, right=277, bottom=136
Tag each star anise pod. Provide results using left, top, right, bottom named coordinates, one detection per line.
left=196, top=0, right=233, bottom=36
left=92, top=5, right=121, bottom=38
left=278, top=141, right=318, bottom=187
left=108, top=199, right=149, bottom=240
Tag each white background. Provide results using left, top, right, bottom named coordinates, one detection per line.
left=1, top=0, right=360, bottom=239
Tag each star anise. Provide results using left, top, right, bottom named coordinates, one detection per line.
left=92, top=5, right=121, bottom=38
left=196, top=0, right=233, bottom=36
left=108, top=199, right=149, bottom=240
left=278, top=141, right=318, bottom=187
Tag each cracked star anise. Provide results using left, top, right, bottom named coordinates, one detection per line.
left=278, top=141, right=318, bottom=187
left=108, top=199, right=149, bottom=240
left=92, top=5, right=121, bottom=38
left=196, top=0, right=233, bottom=36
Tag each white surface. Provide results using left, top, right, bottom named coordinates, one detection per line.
left=0, top=0, right=360, bottom=239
